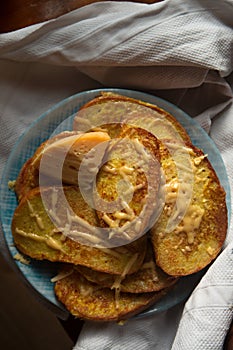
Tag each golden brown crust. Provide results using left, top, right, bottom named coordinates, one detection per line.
left=54, top=268, right=168, bottom=322
left=75, top=244, right=178, bottom=293
left=150, top=142, right=227, bottom=276
left=74, top=92, right=191, bottom=143
left=15, top=157, right=40, bottom=202
left=15, top=131, right=80, bottom=201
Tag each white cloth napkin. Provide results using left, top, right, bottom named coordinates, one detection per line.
left=0, top=0, right=233, bottom=349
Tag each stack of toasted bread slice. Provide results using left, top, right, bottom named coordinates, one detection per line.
left=11, top=92, right=227, bottom=321
left=54, top=266, right=169, bottom=322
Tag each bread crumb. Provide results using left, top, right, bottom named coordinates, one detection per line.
left=13, top=253, right=30, bottom=265
left=8, top=180, right=16, bottom=191
left=207, top=246, right=215, bottom=256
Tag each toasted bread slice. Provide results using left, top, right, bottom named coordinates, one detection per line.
left=11, top=186, right=146, bottom=275
left=15, top=131, right=110, bottom=200
left=73, top=92, right=191, bottom=143
left=15, top=157, right=39, bottom=202
left=54, top=267, right=168, bottom=321
left=39, top=131, right=110, bottom=185
left=75, top=243, right=178, bottom=293
left=94, top=125, right=161, bottom=245
left=15, top=131, right=79, bottom=201
left=150, top=140, right=227, bottom=276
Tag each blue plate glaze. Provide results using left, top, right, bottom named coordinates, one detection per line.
left=0, top=88, right=231, bottom=319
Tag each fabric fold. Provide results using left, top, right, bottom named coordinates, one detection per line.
left=0, top=1, right=233, bottom=78
left=172, top=241, right=233, bottom=350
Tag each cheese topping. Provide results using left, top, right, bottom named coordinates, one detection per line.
left=194, top=154, right=208, bottom=165
left=8, top=180, right=16, bottom=191
left=111, top=253, right=139, bottom=309
left=101, top=158, right=147, bottom=233
left=165, top=180, right=178, bottom=203
left=13, top=252, right=30, bottom=265
left=51, top=269, right=74, bottom=282
left=119, top=199, right=135, bottom=217
left=114, top=288, right=121, bottom=310
left=134, top=218, right=142, bottom=233
left=102, top=165, right=118, bottom=174
left=15, top=228, right=64, bottom=252
left=123, top=182, right=145, bottom=198
left=27, top=200, right=45, bottom=230
left=98, top=248, right=125, bottom=260
left=133, top=138, right=150, bottom=161
left=113, top=212, right=134, bottom=220
left=102, top=213, right=120, bottom=228
left=207, top=246, right=215, bottom=256
left=68, top=230, right=101, bottom=244
left=119, top=165, right=134, bottom=175
left=48, top=188, right=61, bottom=225
left=66, top=210, right=99, bottom=235
left=175, top=205, right=205, bottom=243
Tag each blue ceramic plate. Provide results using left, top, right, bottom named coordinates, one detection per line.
left=0, top=88, right=231, bottom=319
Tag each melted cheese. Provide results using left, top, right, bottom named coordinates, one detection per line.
left=111, top=253, right=139, bottom=291
left=47, top=188, right=61, bottom=225
left=122, top=253, right=139, bottom=277
left=103, top=165, right=118, bottom=174
left=46, top=236, right=64, bottom=250
left=111, top=253, right=139, bottom=310
left=134, top=218, right=142, bottom=233
left=68, top=230, right=101, bottom=244
left=99, top=137, right=158, bottom=241
left=114, top=288, right=121, bottom=310
left=50, top=269, right=74, bottom=282
left=66, top=210, right=99, bottom=235
left=165, top=180, right=178, bottom=203
left=8, top=180, right=16, bottom=191
left=15, top=228, right=64, bottom=252
left=98, top=247, right=125, bottom=260
left=194, top=154, right=208, bottom=165
left=133, top=138, right=150, bottom=161
left=102, top=213, right=120, bottom=228
left=13, top=253, right=30, bottom=265
left=113, top=212, right=133, bottom=220
left=207, top=246, right=215, bottom=256
left=118, top=200, right=135, bottom=219
left=175, top=205, right=205, bottom=243
left=166, top=175, right=194, bottom=233
left=119, top=165, right=134, bottom=175
left=27, top=200, right=45, bottom=230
